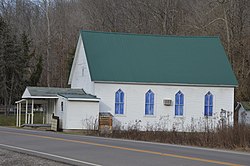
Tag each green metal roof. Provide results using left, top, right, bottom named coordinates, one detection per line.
left=81, top=30, right=237, bottom=86
left=241, top=102, right=250, bottom=111
left=26, top=87, right=93, bottom=98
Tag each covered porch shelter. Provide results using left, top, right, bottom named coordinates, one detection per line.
left=15, top=87, right=87, bottom=127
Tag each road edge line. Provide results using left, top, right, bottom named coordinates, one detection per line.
left=0, top=143, right=102, bottom=166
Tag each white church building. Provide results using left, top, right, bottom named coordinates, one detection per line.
left=68, top=30, right=237, bottom=131
left=17, top=30, right=238, bottom=131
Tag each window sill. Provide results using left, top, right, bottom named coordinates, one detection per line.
left=174, top=116, right=184, bottom=118
left=114, top=114, right=126, bottom=117
left=144, top=115, right=156, bottom=118
left=204, top=116, right=213, bottom=118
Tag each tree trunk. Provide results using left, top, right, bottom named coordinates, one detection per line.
left=45, top=0, right=51, bottom=87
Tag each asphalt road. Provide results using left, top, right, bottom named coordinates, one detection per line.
left=0, top=127, right=249, bottom=166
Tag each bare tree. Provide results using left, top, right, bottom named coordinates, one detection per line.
left=0, top=0, right=249, bottom=103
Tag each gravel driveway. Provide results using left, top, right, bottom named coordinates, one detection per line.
left=0, top=148, right=70, bottom=166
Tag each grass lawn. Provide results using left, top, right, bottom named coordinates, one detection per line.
left=0, top=114, right=18, bottom=126
left=0, top=112, right=44, bottom=126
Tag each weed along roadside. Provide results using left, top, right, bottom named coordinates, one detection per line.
left=64, top=125, right=250, bottom=152
left=1, top=113, right=250, bottom=152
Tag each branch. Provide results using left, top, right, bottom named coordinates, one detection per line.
left=202, top=17, right=226, bottom=29
left=185, top=24, right=202, bottom=30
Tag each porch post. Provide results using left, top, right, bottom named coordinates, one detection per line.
left=28, top=113, right=30, bottom=124
left=16, top=103, right=19, bottom=127
left=53, top=99, right=55, bottom=114
left=19, top=103, right=21, bottom=127
left=31, top=99, right=34, bottom=124
left=43, top=102, right=45, bottom=124
left=46, top=99, right=49, bottom=123
left=25, top=100, right=28, bottom=124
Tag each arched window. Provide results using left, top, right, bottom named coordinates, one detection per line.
left=145, top=90, right=154, bottom=115
left=115, top=89, right=124, bottom=114
left=204, top=92, right=213, bottom=116
left=175, top=91, right=184, bottom=116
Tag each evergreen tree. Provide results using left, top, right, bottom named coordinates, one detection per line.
left=0, top=17, right=21, bottom=114
left=0, top=17, right=42, bottom=114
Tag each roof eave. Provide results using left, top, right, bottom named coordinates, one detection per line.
left=93, top=80, right=237, bottom=88
left=22, top=96, right=58, bottom=99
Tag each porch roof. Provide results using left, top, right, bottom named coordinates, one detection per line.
left=22, top=87, right=91, bottom=99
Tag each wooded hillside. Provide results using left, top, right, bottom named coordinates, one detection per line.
left=0, top=0, right=249, bottom=111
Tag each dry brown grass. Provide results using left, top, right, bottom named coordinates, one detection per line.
left=95, top=125, right=250, bottom=151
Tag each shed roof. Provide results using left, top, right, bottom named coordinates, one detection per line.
left=99, top=112, right=113, bottom=117
left=80, top=30, right=237, bottom=86
left=241, top=102, right=250, bottom=111
left=22, top=87, right=97, bottom=99
left=58, top=93, right=97, bottom=99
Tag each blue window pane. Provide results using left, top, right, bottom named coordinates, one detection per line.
left=175, top=94, right=179, bottom=104
left=150, top=93, right=154, bottom=103
left=115, top=92, right=119, bottom=103
left=145, top=93, right=149, bottom=103
left=180, top=106, right=183, bottom=115
left=149, top=104, right=154, bottom=115
left=115, top=103, right=119, bottom=114
left=145, top=104, right=149, bottom=115
left=145, top=90, right=154, bottom=115
left=209, top=95, right=213, bottom=106
left=175, top=91, right=184, bottom=116
left=120, top=91, right=124, bottom=103
left=115, top=89, right=124, bottom=114
left=204, top=106, right=208, bottom=116
left=209, top=106, right=213, bottom=116
left=205, top=95, right=208, bottom=106
left=180, top=94, right=184, bottom=105
left=175, top=106, right=178, bottom=115
left=120, top=104, right=124, bottom=114
left=204, top=92, right=213, bottom=116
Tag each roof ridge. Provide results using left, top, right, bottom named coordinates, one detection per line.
left=81, top=30, right=219, bottom=39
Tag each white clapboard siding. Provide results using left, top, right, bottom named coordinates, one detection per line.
left=95, top=83, right=234, bottom=131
